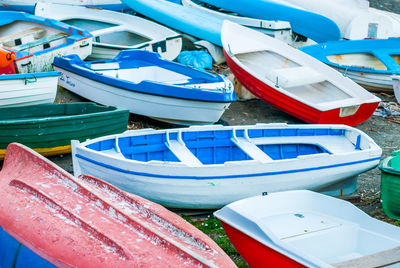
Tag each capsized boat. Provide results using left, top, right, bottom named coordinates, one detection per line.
left=197, top=0, right=341, bottom=43
left=181, top=0, right=305, bottom=47
left=301, top=38, right=400, bottom=91
left=53, top=50, right=235, bottom=125
left=122, top=0, right=223, bottom=46
left=273, top=0, right=400, bottom=40
left=0, top=143, right=236, bottom=267
left=0, top=11, right=92, bottom=73
left=393, top=76, right=400, bottom=103
left=0, top=0, right=128, bottom=13
left=0, top=71, right=59, bottom=108
left=214, top=190, right=400, bottom=268
left=71, top=123, right=382, bottom=209
left=0, top=102, right=129, bottom=159
left=222, top=21, right=380, bottom=126
left=35, top=2, right=182, bottom=61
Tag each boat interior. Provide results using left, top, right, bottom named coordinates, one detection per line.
left=235, top=51, right=361, bottom=106
left=0, top=21, right=70, bottom=54
left=63, top=19, right=151, bottom=47
left=86, top=127, right=365, bottom=166
left=327, top=53, right=400, bottom=70
left=260, top=211, right=400, bottom=266
left=90, top=62, right=209, bottom=85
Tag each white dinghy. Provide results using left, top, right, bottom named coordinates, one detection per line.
left=71, top=124, right=382, bottom=209
left=215, top=190, right=400, bottom=267
left=35, top=2, right=182, bottom=60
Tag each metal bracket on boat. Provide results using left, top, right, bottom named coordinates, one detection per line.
left=275, top=76, right=280, bottom=88
left=24, top=76, right=37, bottom=85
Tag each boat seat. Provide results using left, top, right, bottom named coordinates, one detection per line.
left=265, top=66, right=325, bottom=88
left=16, top=32, right=68, bottom=51
left=232, top=137, right=273, bottom=163
left=333, top=246, right=400, bottom=268
left=0, top=27, right=45, bottom=47
left=91, top=62, right=120, bottom=71
left=166, top=140, right=203, bottom=167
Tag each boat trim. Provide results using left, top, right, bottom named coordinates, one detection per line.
left=0, top=145, right=71, bottom=160
left=75, top=154, right=381, bottom=180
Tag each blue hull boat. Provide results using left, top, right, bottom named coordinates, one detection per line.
left=198, top=0, right=341, bottom=43
left=121, top=0, right=223, bottom=46
left=53, top=50, right=235, bottom=125
left=301, top=38, right=400, bottom=90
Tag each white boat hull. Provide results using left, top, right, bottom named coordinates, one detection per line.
left=55, top=68, right=231, bottom=125
left=0, top=75, right=57, bottom=107
left=15, top=37, right=92, bottom=74
left=339, top=69, right=393, bottom=90
left=72, top=124, right=382, bottom=209
left=35, top=2, right=182, bottom=61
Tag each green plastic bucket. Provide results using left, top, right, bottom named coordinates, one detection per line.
left=379, top=150, right=400, bottom=219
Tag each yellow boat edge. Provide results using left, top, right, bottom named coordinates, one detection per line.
left=0, top=145, right=71, bottom=160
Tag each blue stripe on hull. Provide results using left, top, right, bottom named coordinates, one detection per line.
left=76, top=153, right=381, bottom=180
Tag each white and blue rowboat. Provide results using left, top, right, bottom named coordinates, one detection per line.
left=0, top=0, right=128, bottom=13
left=0, top=11, right=92, bottom=73
left=214, top=190, right=400, bottom=267
left=53, top=50, right=235, bottom=125
left=196, top=0, right=341, bottom=43
left=0, top=72, right=59, bottom=108
left=71, top=124, right=382, bottom=209
left=301, top=38, right=400, bottom=91
left=273, top=0, right=400, bottom=40
left=35, top=2, right=182, bottom=61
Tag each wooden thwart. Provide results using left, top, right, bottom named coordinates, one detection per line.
left=333, top=246, right=400, bottom=268
left=0, top=27, right=45, bottom=44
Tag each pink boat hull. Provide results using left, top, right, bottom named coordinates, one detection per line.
left=0, top=143, right=235, bottom=267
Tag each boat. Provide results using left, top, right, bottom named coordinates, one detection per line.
left=0, top=143, right=235, bottom=267
left=180, top=0, right=305, bottom=47
left=301, top=38, right=400, bottom=91
left=222, top=21, right=380, bottom=126
left=0, top=0, right=128, bottom=13
left=71, top=123, right=382, bottom=209
left=0, top=102, right=129, bottom=159
left=0, top=11, right=92, bottom=74
left=121, top=0, right=223, bottom=46
left=272, top=0, right=400, bottom=40
left=194, top=0, right=341, bottom=43
left=0, top=71, right=59, bottom=108
left=35, top=2, right=183, bottom=61
left=393, top=76, right=400, bottom=103
left=214, top=190, right=400, bottom=268
left=53, top=50, right=235, bottom=125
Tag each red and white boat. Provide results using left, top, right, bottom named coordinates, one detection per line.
left=0, top=143, right=235, bottom=267
left=214, top=190, right=400, bottom=268
left=222, top=20, right=380, bottom=126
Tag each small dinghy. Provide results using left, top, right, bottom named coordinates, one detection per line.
left=0, top=11, right=92, bottom=73
left=222, top=21, right=380, bottom=126
left=71, top=123, right=382, bottom=209
left=0, top=71, right=59, bottom=107
left=214, top=190, right=400, bottom=268
left=301, top=38, right=400, bottom=91
left=0, top=0, right=128, bottom=13
left=35, top=2, right=182, bottom=61
left=0, top=102, right=129, bottom=159
left=53, top=50, right=235, bottom=125
left=0, top=143, right=235, bottom=267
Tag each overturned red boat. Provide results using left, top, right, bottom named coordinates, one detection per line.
left=0, top=143, right=235, bottom=267
left=222, top=21, right=380, bottom=126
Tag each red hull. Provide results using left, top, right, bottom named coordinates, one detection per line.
left=224, top=50, right=378, bottom=126
left=0, top=143, right=235, bottom=267
left=220, top=221, right=306, bottom=268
